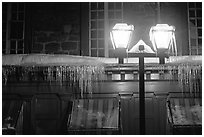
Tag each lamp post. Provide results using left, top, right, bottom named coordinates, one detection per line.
left=110, top=23, right=176, bottom=135
left=110, top=23, right=134, bottom=64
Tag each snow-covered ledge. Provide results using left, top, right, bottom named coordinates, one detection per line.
left=97, top=55, right=202, bottom=65
left=2, top=54, right=105, bottom=66
left=2, top=54, right=202, bottom=66
left=2, top=54, right=202, bottom=95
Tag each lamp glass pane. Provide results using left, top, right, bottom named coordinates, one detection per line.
left=110, top=23, right=134, bottom=49
left=112, top=30, right=131, bottom=48
left=153, top=31, right=172, bottom=49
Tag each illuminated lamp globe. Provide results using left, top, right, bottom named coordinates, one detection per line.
left=149, top=24, right=177, bottom=56
left=110, top=23, right=134, bottom=50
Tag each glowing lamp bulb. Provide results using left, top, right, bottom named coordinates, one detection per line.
left=150, top=24, right=177, bottom=55
left=110, top=23, right=134, bottom=49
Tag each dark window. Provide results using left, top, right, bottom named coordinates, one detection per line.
left=197, top=19, right=202, bottom=27
left=189, top=10, right=195, bottom=17
left=2, top=41, right=6, bottom=50
left=98, top=21, right=104, bottom=29
left=11, top=3, right=17, bottom=12
left=18, top=12, right=24, bottom=20
left=91, top=21, right=97, bottom=29
left=2, top=31, right=6, bottom=40
left=91, top=31, right=97, bottom=38
left=3, top=22, right=7, bottom=30
left=98, top=3, right=104, bottom=10
left=98, top=11, right=104, bottom=19
left=11, top=12, right=17, bottom=20
left=91, top=49, right=97, bottom=57
left=98, top=40, right=104, bottom=48
left=18, top=3, right=24, bottom=12
left=196, top=2, right=202, bottom=8
left=17, top=49, right=23, bottom=54
left=10, top=49, right=16, bottom=54
left=98, top=30, right=104, bottom=38
left=91, top=12, right=97, bottom=19
left=190, top=19, right=195, bottom=26
left=91, top=3, right=97, bottom=10
left=10, top=22, right=24, bottom=39
left=115, top=3, right=122, bottom=9
left=115, top=11, right=122, bottom=19
left=198, top=38, right=202, bottom=45
left=108, top=3, right=114, bottom=10
left=10, top=40, right=16, bottom=49
left=198, top=29, right=202, bottom=37
left=17, top=40, right=24, bottom=49
left=191, top=49, right=197, bottom=55
left=2, top=3, right=7, bottom=12
left=91, top=40, right=97, bottom=48
left=98, top=49, right=104, bottom=57
left=108, top=11, right=114, bottom=19
left=188, top=2, right=202, bottom=55
left=196, top=9, right=202, bottom=17
left=189, top=2, right=195, bottom=8
left=190, top=38, right=197, bottom=46
left=2, top=10, right=7, bottom=21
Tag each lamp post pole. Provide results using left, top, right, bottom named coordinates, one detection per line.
left=111, top=23, right=176, bottom=135
left=129, top=52, right=157, bottom=135
left=139, top=54, right=145, bottom=135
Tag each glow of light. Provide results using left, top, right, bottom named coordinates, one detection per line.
left=110, top=23, right=134, bottom=49
left=150, top=24, right=177, bottom=55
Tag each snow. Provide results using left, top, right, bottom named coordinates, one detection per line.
left=167, top=55, right=202, bottom=65
left=171, top=104, right=202, bottom=125
left=2, top=54, right=105, bottom=66
left=128, top=39, right=155, bottom=53
left=2, top=54, right=26, bottom=66
left=2, top=54, right=202, bottom=66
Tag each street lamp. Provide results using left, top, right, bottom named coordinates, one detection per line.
left=110, top=23, right=134, bottom=64
left=150, top=24, right=177, bottom=64
left=110, top=23, right=176, bottom=134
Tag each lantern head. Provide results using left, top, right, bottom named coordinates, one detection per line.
left=110, top=23, right=134, bottom=50
left=149, top=24, right=177, bottom=56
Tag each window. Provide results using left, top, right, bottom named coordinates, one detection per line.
left=2, top=3, right=25, bottom=54
left=188, top=2, right=202, bottom=55
left=89, top=2, right=123, bottom=57
left=89, top=2, right=105, bottom=57
left=2, top=3, right=8, bottom=54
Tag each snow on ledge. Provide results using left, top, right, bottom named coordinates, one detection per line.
left=2, top=54, right=105, bottom=66
left=167, top=55, right=202, bottom=65
left=2, top=54, right=26, bottom=66
left=2, top=54, right=202, bottom=66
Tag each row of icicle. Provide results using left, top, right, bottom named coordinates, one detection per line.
left=2, top=63, right=202, bottom=96
left=167, top=63, right=202, bottom=96
left=2, top=65, right=105, bottom=95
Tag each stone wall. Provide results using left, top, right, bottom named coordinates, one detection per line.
left=29, top=3, right=81, bottom=55
left=32, top=24, right=80, bottom=55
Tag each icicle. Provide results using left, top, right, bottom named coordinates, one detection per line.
left=176, top=63, right=202, bottom=97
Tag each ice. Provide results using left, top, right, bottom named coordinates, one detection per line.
left=2, top=54, right=202, bottom=95
left=166, top=55, right=202, bottom=96
left=167, top=55, right=202, bottom=64
left=171, top=105, right=202, bottom=125
left=2, top=54, right=105, bottom=66
left=2, top=54, right=26, bottom=65
left=2, top=54, right=105, bottom=95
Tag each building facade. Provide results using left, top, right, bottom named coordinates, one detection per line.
left=2, top=2, right=202, bottom=56
left=2, top=2, right=202, bottom=135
